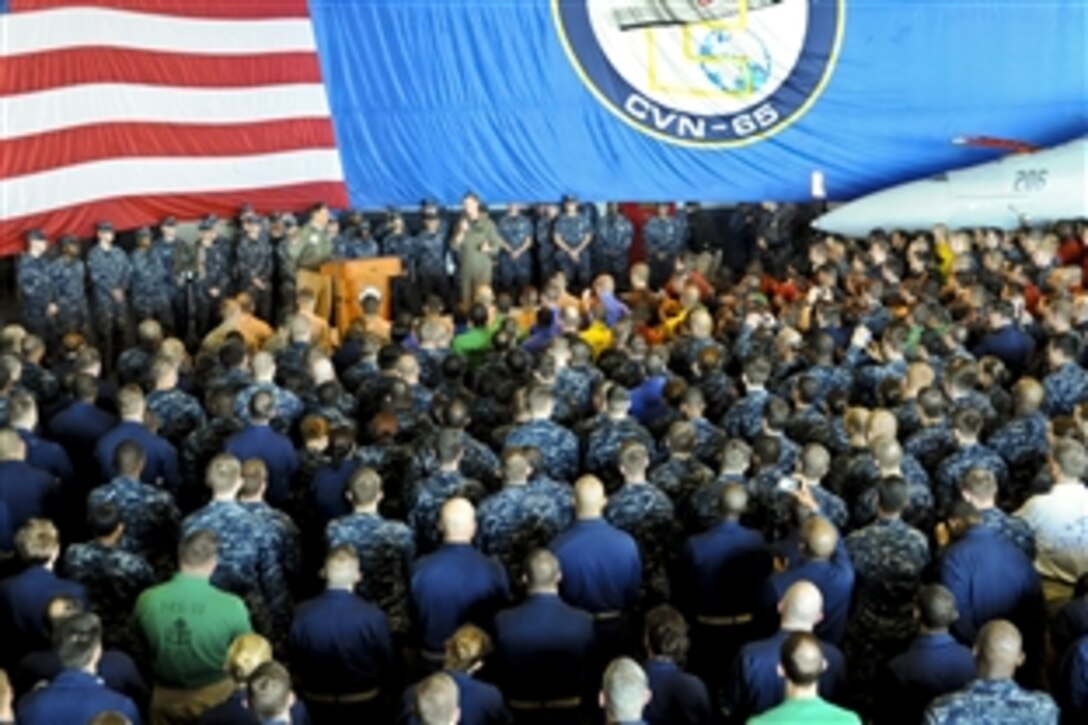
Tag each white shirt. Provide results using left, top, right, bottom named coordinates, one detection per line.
left=1015, top=481, right=1088, bottom=584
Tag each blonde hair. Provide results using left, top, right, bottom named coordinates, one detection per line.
left=15, top=519, right=59, bottom=563
left=225, top=633, right=273, bottom=682
left=444, top=624, right=493, bottom=672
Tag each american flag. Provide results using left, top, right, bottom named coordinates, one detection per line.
left=0, top=0, right=348, bottom=254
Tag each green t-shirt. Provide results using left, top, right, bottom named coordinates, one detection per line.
left=135, top=573, right=252, bottom=688
left=748, top=696, right=862, bottom=725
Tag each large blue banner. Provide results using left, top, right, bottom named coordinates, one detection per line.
left=310, top=0, right=1088, bottom=207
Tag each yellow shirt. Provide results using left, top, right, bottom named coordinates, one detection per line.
left=579, top=321, right=614, bottom=359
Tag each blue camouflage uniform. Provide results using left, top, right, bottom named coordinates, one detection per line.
left=408, top=430, right=501, bottom=495
left=129, top=245, right=174, bottom=326
left=333, top=226, right=380, bottom=259
left=528, top=476, right=575, bottom=529
left=147, top=388, right=206, bottom=445
left=61, top=541, right=155, bottom=649
left=687, top=472, right=748, bottom=533
left=476, top=485, right=566, bottom=584
left=987, top=411, right=1049, bottom=498
left=225, top=424, right=299, bottom=509
left=181, top=501, right=291, bottom=635
left=15, top=670, right=142, bottom=725
left=722, top=389, right=771, bottom=441
left=87, top=243, right=132, bottom=356
left=414, top=227, right=453, bottom=303
left=151, top=235, right=184, bottom=330
left=86, top=476, right=180, bottom=572
left=725, top=629, right=848, bottom=722
left=934, top=443, right=1009, bottom=513
left=843, top=518, right=930, bottom=704
left=234, top=231, right=275, bottom=321
left=234, top=381, right=304, bottom=432
left=242, top=500, right=302, bottom=587
left=189, top=238, right=232, bottom=337
left=557, top=364, right=600, bottom=422
left=923, top=679, right=1058, bottom=725
left=605, top=483, right=679, bottom=604
left=585, top=417, right=657, bottom=488
left=50, top=253, right=89, bottom=337
left=504, top=420, right=580, bottom=483
left=904, top=422, right=958, bottom=473
left=648, top=456, right=715, bottom=531
left=689, top=417, right=726, bottom=468
left=382, top=231, right=416, bottom=268
left=845, top=353, right=908, bottom=408
left=326, top=512, right=415, bottom=635
left=882, top=633, right=976, bottom=725
left=552, top=211, right=593, bottom=290
left=16, top=251, right=55, bottom=341
left=180, top=417, right=244, bottom=509
left=534, top=211, right=557, bottom=284
left=411, top=543, right=511, bottom=659
left=408, top=472, right=487, bottom=552
left=497, top=212, right=534, bottom=294
left=1043, top=362, right=1088, bottom=416
left=849, top=456, right=935, bottom=530
left=593, top=210, right=633, bottom=283
left=642, top=215, right=684, bottom=288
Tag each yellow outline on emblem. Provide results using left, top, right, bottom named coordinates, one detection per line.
left=550, top=0, right=846, bottom=148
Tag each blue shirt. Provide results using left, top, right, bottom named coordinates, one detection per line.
left=0, top=461, right=57, bottom=533
left=493, top=593, right=595, bottom=702
left=884, top=633, right=976, bottom=724
left=0, top=567, right=88, bottom=665
left=679, top=521, right=771, bottom=619
left=643, top=660, right=712, bottom=725
left=764, top=541, right=855, bottom=646
left=972, top=325, right=1035, bottom=377
left=95, top=420, right=180, bottom=493
left=401, top=670, right=511, bottom=725
left=16, top=670, right=142, bottom=725
left=225, top=424, right=299, bottom=508
left=550, top=519, right=641, bottom=614
left=410, top=543, right=510, bottom=654
left=288, top=589, right=393, bottom=695
left=16, top=649, right=148, bottom=712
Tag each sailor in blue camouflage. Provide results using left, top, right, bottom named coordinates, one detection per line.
left=408, top=459, right=488, bottom=554
left=179, top=406, right=244, bottom=507
left=923, top=677, right=1058, bottom=725
left=414, top=210, right=453, bottom=304
left=61, top=519, right=156, bottom=650
left=503, top=392, right=580, bottom=482
left=129, top=228, right=174, bottom=327
left=552, top=196, right=593, bottom=290
left=234, top=379, right=304, bottom=431
left=87, top=222, right=132, bottom=359
left=326, top=487, right=416, bottom=635
left=152, top=217, right=185, bottom=331
left=181, top=484, right=290, bottom=635
left=534, top=203, right=559, bottom=283
left=496, top=204, right=534, bottom=295
left=848, top=449, right=935, bottom=530
left=593, top=202, right=633, bottom=283
left=605, top=442, right=680, bottom=603
left=643, top=204, right=684, bottom=288
left=527, top=473, right=575, bottom=530
left=476, top=456, right=566, bottom=585
left=381, top=212, right=416, bottom=269
left=334, top=217, right=379, bottom=259
left=186, top=219, right=233, bottom=337
left=557, top=349, right=602, bottom=422
left=905, top=419, right=958, bottom=473
left=1042, top=334, right=1088, bottom=416
left=584, top=388, right=657, bottom=487
left=649, top=422, right=715, bottom=530
left=844, top=484, right=930, bottom=709
left=239, top=459, right=303, bottom=587
left=935, top=442, right=1009, bottom=513
left=17, top=230, right=56, bottom=341
left=50, top=236, right=90, bottom=337
left=408, top=427, right=502, bottom=493
left=86, top=474, right=181, bottom=574
left=147, top=382, right=206, bottom=446
left=722, top=360, right=773, bottom=441
left=987, top=408, right=1049, bottom=473
left=234, top=213, right=275, bottom=321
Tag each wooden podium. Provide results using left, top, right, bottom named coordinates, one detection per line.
left=321, top=257, right=404, bottom=335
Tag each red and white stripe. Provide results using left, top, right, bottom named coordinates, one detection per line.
left=0, top=0, right=347, bottom=254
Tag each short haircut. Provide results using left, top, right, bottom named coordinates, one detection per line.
left=114, top=439, right=146, bottom=477
left=917, top=387, right=947, bottom=418
left=249, top=390, right=275, bottom=420
left=7, top=390, right=36, bottom=423
left=744, top=357, right=772, bottom=385
left=722, top=439, right=752, bottom=470
left=117, top=385, right=145, bottom=416
left=961, top=467, right=998, bottom=500
left=917, top=584, right=959, bottom=629
left=644, top=605, right=690, bottom=662
left=86, top=501, right=122, bottom=539
left=951, top=407, right=984, bottom=438
left=1053, top=438, right=1088, bottom=479
left=15, top=519, right=59, bottom=563
left=877, top=476, right=909, bottom=514
left=619, top=440, right=650, bottom=472
left=764, top=396, right=790, bottom=430
left=444, top=624, right=493, bottom=673
left=88, top=713, right=132, bottom=725
left=665, top=421, right=697, bottom=454
left=225, top=633, right=273, bottom=683
left=300, top=415, right=330, bottom=442
left=178, top=530, right=218, bottom=568
left=524, top=549, right=561, bottom=589
left=416, top=672, right=459, bottom=725
left=436, top=428, right=464, bottom=465
left=240, top=458, right=268, bottom=498
left=54, top=612, right=102, bottom=671
left=324, top=544, right=360, bottom=585
left=602, top=657, right=648, bottom=721
left=206, top=453, right=242, bottom=493
left=347, top=467, right=382, bottom=506
left=72, top=372, right=99, bottom=402
left=246, top=661, right=292, bottom=721
left=796, top=375, right=821, bottom=404
left=780, top=631, right=824, bottom=687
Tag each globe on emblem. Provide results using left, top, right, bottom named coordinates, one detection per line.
left=698, top=29, right=772, bottom=96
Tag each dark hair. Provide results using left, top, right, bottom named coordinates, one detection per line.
left=87, top=501, right=122, bottom=539
left=780, top=632, right=824, bottom=687
left=876, top=476, right=909, bottom=514
left=644, top=605, right=690, bottom=663
left=54, top=612, right=102, bottom=671
left=178, top=530, right=218, bottom=568
left=114, top=439, right=146, bottom=477
left=917, top=584, right=959, bottom=629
